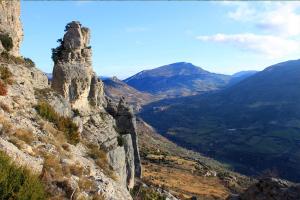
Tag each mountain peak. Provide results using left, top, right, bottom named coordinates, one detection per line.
left=124, top=62, right=230, bottom=97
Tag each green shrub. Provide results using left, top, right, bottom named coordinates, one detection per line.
left=0, top=66, right=13, bottom=85
left=0, top=34, right=13, bottom=51
left=72, top=109, right=80, bottom=117
left=0, top=52, right=26, bottom=65
left=35, top=101, right=80, bottom=145
left=51, top=39, right=64, bottom=64
left=0, top=151, right=46, bottom=200
left=24, top=58, right=35, bottom=68
left=117, top=135, right=125, bottom=147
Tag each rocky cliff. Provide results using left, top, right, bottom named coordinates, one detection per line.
left=0, top=0, right=23, bottom=56
left=0, top=2, right=141, bottom=199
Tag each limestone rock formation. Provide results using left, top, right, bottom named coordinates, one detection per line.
left=51, top=21, right=105, bottom=111
left=51, top=20, right=141, bottom=192
left=0, top=0, right=23, bottom=56
left=116, top=97, right=142, bottom=178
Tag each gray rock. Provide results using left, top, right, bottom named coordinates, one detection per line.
left=114, top=97, right=142, bottom=179
left=122, top=134, right=135, bottom=188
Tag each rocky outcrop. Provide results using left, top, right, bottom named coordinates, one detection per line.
left=51, top=21, right=141, bottom=192
left=51, top=21, right=105, bottom=111
left=107, top=97, right=142, bottom=187
left=0, top=1, right=141, bottom=197
left=0, top=0, right=23, bottom=56
left=228, top=178, right=300, bottom=200
left=115, top=97, right=142, bottom=179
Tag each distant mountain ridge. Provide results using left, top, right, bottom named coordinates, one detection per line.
left=140, top=59, right=300, bottom=182
left=227, top=70, right=258, bottom=87
left=124, top=62, right=231, bottom=98
left=103, top=77, right=156, bottom=111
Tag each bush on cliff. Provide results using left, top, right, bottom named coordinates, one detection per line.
left=0, top=151, right=46, bottom=200
left=35, top=101, right=80, bottom=145
left=0, top=34, right=13, bottom=51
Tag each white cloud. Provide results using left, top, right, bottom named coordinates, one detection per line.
left=256, top=4, right=300, bottom=36
left=225, top=2, right=300, bottom=37
left=196, top=33, right=299, bottom=58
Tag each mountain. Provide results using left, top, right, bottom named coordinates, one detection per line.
left=227, top=70, right=258, bottom=87
left=140, top=59, right=300, bottom=182
left=103, top=77, right=157, bottom=111
left=124, top=62, right=231, bottom=98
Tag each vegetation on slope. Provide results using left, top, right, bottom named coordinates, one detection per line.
left=137, top=119, right=253, bottom=199
left=0, top=151, right=46, bottom=200
left=35, top=101, right=80, bottom=145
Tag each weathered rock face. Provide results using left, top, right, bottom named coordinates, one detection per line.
left=107, top=97, right=142, bottom=188
left=228, top=178, right=300, bottom=200
left=0, top=0, right=23, bottom=56
left=51, top=21, right=105, bottom=111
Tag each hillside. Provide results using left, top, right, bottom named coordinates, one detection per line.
left=136, top=119, right=253, bottom=199
left=227, top=70, right=257, bottom=87
left=140, top=59, right=300, bottom=182
left=103, top=77, right=157, bottom=111
left=124, top=62, right=231, bottom=98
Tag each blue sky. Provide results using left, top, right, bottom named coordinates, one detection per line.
left=20, top=1, right=300, bottom=79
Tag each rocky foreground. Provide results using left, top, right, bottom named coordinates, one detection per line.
left=0, top=1, right=141, bottom=199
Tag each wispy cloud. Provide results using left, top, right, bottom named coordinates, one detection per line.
left=197, top=2, right=300, bottom=58
left=226, top=2, right=300, bottom=36
left=196, top=33, right=299, bottom=58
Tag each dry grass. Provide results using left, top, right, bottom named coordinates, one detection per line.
left=62, top=143, right=70, bottom=152
left=35, top=101, right=80, bottom=145
left=69, top=163, right=84, bottom=176
left=42, top=153, right=64, bottom=180
left=0, top=101, right=10, bottom=113
left=92, top=193, right=106, bottom=200
left=14, top=128, right=35, bottom=144
left=142, top=156, right=230, bottom=199
left=8, top=137, right=24, bottom=150
left=78, top=177, right=96, bottom=191
left=0, top=81, right=7, bottom=96
left=86, top=144, right=117, bottom=180
left=39, top=122, right=69, bottom=155
left=0, top=115, right=13, bottom=135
